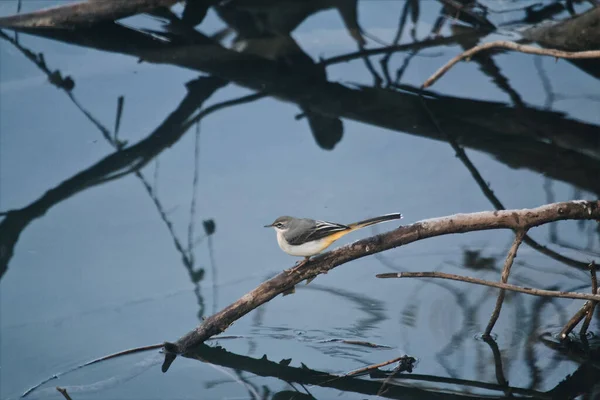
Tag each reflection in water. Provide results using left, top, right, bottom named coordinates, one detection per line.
left=1, top=0, right=600, bottom=399
left=0, top=73, right=229, bottom=303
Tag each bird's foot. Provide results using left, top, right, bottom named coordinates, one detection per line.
left=285, top=258, right=310, bottom=274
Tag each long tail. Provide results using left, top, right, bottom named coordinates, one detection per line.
left=348, top=213, right=402, bottom=230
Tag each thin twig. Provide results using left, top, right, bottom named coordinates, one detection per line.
left=484, top=230, right=527, bottom=336
left=423, top=40, right=600, bottom=88
left=56, top=387, right=72, bottom=400
left=376, top=271, right=600, bottom=302
left=559, top=302, right=592, bottom=340
left=345, top=356, right=411, bottom=377
left=580, top=261, right=598, bottom=336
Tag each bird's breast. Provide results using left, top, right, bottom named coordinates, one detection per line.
left=276, top=231, right=329, bottom=257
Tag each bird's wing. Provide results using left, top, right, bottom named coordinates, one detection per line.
left=286, top=219, right=349, bottom=245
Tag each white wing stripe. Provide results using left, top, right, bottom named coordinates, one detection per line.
left=315, top=221, right=347, bottom=230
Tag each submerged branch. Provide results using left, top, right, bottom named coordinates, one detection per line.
left=161, top=200, right=600, bottom=371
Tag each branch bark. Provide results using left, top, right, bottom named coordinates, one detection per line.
left=522, top=5, right=600, bottom=52
left=0, top=0, right=180, bottom=28
left=484, top=230, right=527, bottom=336
left=560, top=261, right=598, bottom=339
left=580, top=261, right=598, bottom=336
left=559, top=301, right=592, bottom=340
left=56, top=387, right=73, bottom=400
left=161, top=200, right=600, bottom=371
left=345, top=355, right=414, bottom=377
left=422, top=40, right=600, bottom=88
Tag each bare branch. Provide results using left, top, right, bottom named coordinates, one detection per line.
left=422, top=40, right=600, bottom=88
left=0, top=0, right=179, bottom=29
left=580, top=261, right=598, bottom=336
left=560, top=301, right=592, bottom=340
left=485, top=230, right=527, bottom=336
left=376, top=271, right=600, bottom=302
left=56, top=387, right=73, bottom=400
left=161, top=200, right=600, bottom=371
left=560, top=261, right=598, bottom=339
left=345, top=356, right=414, bottom=377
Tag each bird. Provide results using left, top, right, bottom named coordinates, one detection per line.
left=264, top=213, right=402, bottom=271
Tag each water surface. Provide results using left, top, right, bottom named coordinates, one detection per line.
left=1, top=1, right=599, bottom=399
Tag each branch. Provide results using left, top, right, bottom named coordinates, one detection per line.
left=484, top=229, right=527, bottom=336
left=422, top=40, right=600, bottom=88
left=522, top=5, right=600, bottom=52
left=0, top=0, right=179, bottom=29
left=56, top=387, right=73, bottom=400
left=345, top=355, right=415, bottom=377
left=559, top=301, right=593, bottom=340
left=580, top=261, right=598, bottom=336
left=560, top=261, right=598, bottom=339
left=376, top=271, right=600, bottom=302
left=161, top=200, right=600, bottom=370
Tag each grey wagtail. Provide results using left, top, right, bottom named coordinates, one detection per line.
left=264, top=213, right=402, bottom=268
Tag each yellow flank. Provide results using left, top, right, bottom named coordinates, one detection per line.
left=320, top=228, right=356, bottom=249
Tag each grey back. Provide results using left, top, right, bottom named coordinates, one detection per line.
left=284, top=218, right=349, bottom=245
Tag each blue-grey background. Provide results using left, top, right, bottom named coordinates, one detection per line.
left=1, top=0, right=599, bottom=399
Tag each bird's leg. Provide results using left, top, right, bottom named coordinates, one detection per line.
left=285, top=257, right=310, bottom=274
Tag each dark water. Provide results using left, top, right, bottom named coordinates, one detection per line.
left=1, top=1, right=599, bottom=399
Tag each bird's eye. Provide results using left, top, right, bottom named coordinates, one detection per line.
left=275, top=223, right=283, bottom=228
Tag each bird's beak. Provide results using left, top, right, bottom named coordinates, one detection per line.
left=264, top=224, right=272, bottom=228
